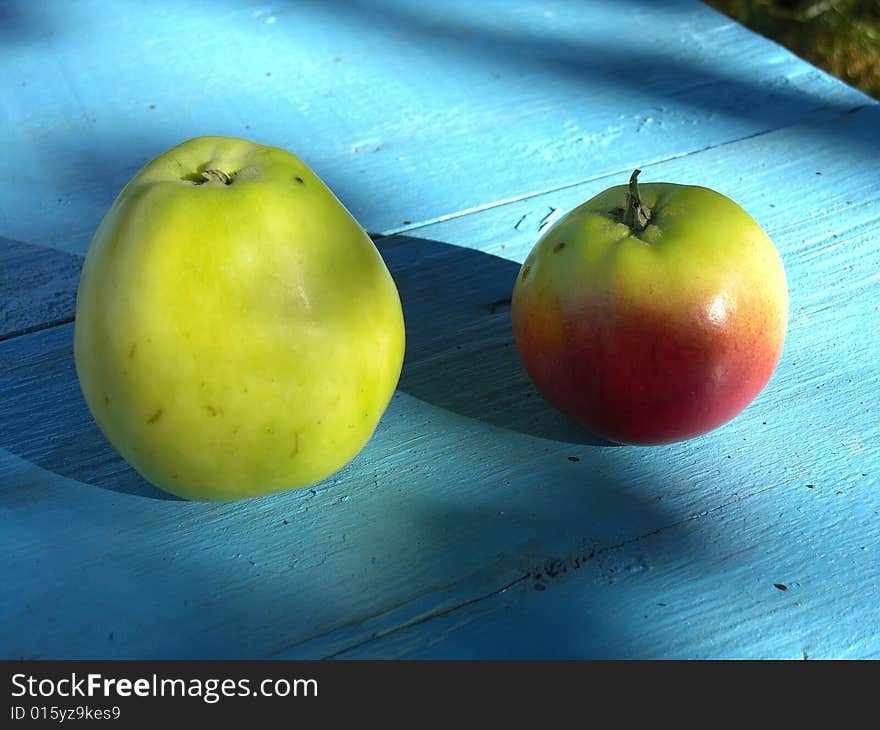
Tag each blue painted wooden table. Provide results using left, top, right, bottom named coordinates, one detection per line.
left=2, top=0, right=878, bottom=659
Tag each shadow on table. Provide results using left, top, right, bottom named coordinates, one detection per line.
left=3, top=412, right=703, bottom=659
left=290, top=0, right=876, bottom=148
left=318, top=445, right=708, bottom=659
left=0, top=234, right=604, bottom=504
left=273, top=450, right=708, bottom=660
left=0, top=1, right=57, bottom=46
left=382, top=235, right=613, bottom=445
left=0, top=271, right=180, bottom=500
left=0, top=239, right=720, bottom=660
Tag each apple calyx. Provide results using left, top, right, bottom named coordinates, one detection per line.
left=622, top=168, right=651, bottom=233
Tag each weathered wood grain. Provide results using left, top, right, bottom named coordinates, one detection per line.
left=314, top=105, right=880, bottom=659
left=327, top=476, right=880, bottom=659
left=0, top=0, right=870, bottom=255
left=0, top=237, right=80, bottom=341
left=1, top=102, right=878, bottom=658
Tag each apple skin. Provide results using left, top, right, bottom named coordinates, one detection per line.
left=74, top=136, right=405, bottom=500
left=511, top=174, right=788, bottom=445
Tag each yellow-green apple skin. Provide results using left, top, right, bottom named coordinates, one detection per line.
left=74, top=136, right=405, bottom=501
left=511, top=171, right=788, bottom=445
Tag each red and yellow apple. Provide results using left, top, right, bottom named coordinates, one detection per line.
left=511, top=169, right=788, bottom=445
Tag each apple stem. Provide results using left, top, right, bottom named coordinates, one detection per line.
left=200, top=169, right=232, bottom=185
left=622, top=169, right=651, bottom=232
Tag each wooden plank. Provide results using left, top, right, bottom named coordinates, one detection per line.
left=304, top=105, right=880, bottom=658
left=0, top=96, right=880, bottom=339
left=1, top=105, right=878, bottom=658
left=0, top=0, right=869, bottom=255
left=326, top=477, right=880, bottom=659
left=0, top=237, right=79, bottom=341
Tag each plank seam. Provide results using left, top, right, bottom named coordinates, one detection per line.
left=320, top=574, right=532, bottom=659
left=0, top=316, right=76, bottom=344
left=372, top=105, right=876, bottom=238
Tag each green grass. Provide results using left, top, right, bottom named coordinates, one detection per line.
left=705, top=0, right=880, bottom=98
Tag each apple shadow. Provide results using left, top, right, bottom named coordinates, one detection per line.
left=1, top=237, right=720, bottom=660
left=330, top=465, right=707, bottom=659
left=378, top=234, right=613, bottom=445
left=0, top=243, right=180, bottom=501
left=0, top=233, right=607, bottom=505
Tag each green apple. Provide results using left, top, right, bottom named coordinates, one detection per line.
left=74, top=136, right=405, bottom=501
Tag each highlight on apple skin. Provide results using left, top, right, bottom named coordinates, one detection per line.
left=74, top=136, right=405, bottom=501
left=511, top=169, right=788, bottom=446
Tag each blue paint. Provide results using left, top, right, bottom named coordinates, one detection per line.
left=0, top=237, right=79, bottom=339
left=0, top=0, right=869, bottom=252
left=1, top=1, right=879, bottom=659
